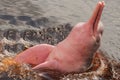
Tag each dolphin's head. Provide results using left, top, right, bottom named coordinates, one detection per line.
left=67, top=1, right=104, bottom=50
left=65, top=2, right=105, bottom=68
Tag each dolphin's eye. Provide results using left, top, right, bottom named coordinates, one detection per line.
left=98, top=26, right=103, bottom=35
left=99, top=29, right=103, bottom=35
left=96, top=36, right=100, bottom=43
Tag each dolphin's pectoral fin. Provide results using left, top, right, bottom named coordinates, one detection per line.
left=32, top=60, right=59, bottom=70
left=14, top=44, right=54, bottom=66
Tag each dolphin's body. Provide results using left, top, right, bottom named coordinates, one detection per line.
left=14, top=1, right=105, bottom=73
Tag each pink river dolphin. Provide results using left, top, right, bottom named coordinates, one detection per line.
left=14, top=1, right=105, bottom=73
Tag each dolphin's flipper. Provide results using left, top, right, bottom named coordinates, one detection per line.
left=32, top=60, right=59, bottom=70
left=14, top=44, right=54, bottom=66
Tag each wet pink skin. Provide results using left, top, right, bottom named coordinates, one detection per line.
left=14, top=1, right=105, bottom=73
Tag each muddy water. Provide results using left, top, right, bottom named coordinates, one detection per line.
left=0, top=0, right=120, bottom=61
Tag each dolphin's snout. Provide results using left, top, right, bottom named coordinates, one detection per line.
left=89, top=1, right=105, bottom=36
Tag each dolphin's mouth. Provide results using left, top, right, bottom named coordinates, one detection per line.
left=93, top=5, right=101, bottom=33
left=89, top=1, right=105, bottom=35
